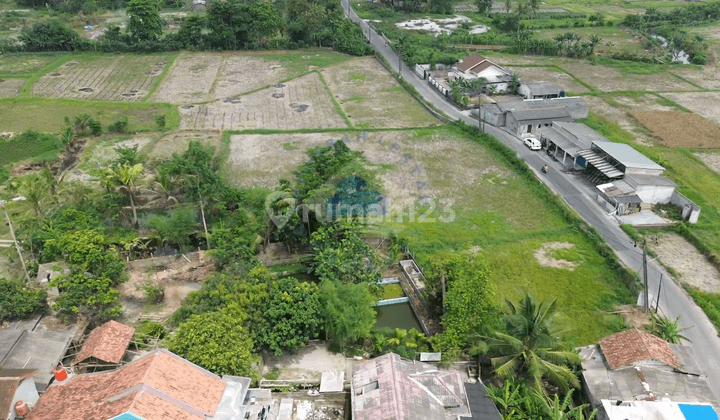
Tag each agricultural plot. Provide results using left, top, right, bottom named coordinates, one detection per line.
left=506, top=66, right=589, bottom=94
left=149, top=53, right=224, bottom=103
left=0, top=78, right=25, bottom=98
left=30, top=54, right=173, bottom=102
left=558, top=62, right=698, bottom=92
left=321, top=57, right=437, bottom=128
left=178, top=72, right=347, bottom=131
left=537, top=26, right=651, bottom=58
left=631, top=110, right=720, bottom=148
left=582, top=96, right=654, bottom=146
left=0, top=54, right=58, bottom=75
left=663, top=92, right=720, bottom=127
left=146, top=131, right=221, bottom=159
left=668, top=64, right=720, bottom=90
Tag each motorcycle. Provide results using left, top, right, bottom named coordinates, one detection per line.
left=541, top=164, right=549, bottom=174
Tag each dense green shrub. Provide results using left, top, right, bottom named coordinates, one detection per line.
left=108, top=117, right=130, bottom=134
left=0, top=131, right=63, bottom=166
left=0, top=278, right=47, bottom=322
left=20, top=20, right=91, bottom=52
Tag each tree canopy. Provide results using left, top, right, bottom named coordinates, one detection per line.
left=321, top=280, right=376, bottom=348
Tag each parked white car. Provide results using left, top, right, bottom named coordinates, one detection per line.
left=523, top=137, right=542, bottom=151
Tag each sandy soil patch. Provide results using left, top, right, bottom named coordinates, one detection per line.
left=264, top=341, right=348, bottom=381
left=228, top=129, right=508, bottom=208
left=31, top=55, right=170, bottom=101
left=534, top=242, right=579, bottom=270
left=614, top=304, right=651, bottom=329
left=147, top=131, right=221, bottom=159
left=150, top=52, right=223, bottom=103
left=180, top=72, right=346, bottom=131
left=631, top=110, right=720, bottom=148
left=0, top=78, right=25, bottom=98
left=321, top=57, right=436, bottom=128
left=663, top=92, right=720, bottom=127
left=507, top=66, right=589, bottom=94
left=694, top=151, right=720, bottom=174
left=558, top=62, right=698, bottom=92
left=651, top=233, right=720, bottom=293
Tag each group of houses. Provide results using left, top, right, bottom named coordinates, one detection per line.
left=418, top=53, right=701, bottom=222
left=2, top=314, right=718, bottom=420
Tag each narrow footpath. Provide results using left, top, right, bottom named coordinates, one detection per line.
left=342, top=0, right=720, bottom=402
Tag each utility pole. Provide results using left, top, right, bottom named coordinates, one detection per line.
left=4, top=207, right=31, bottom=283
left=633, top=238, right=657, bottom=313
left=655, top=274, right=663, bottom=313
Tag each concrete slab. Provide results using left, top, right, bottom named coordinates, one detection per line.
left=615, top=210, right=671, bottom=227
left=278, top=398, right=294, bottom=420
left=319, top=370, right=344, bottom=393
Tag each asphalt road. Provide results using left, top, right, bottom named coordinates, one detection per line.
left=342, top=0, right=720, bottom=402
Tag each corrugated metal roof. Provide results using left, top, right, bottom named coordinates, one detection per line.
left=593, top=142, right=665, bottom=171
left=456, top=54, right=487, bottom=72
left=511, top=107, right=571, bottom=122
left=625, top=174, right=676, bottom=187
left=577, top=149, right=624, bottom=178
left=522, top=81, right=561, bottom=96
left=498, top=97, right=589, bottom=119
left=464, top=382, right=502, bottom=420
left=553, top=122, right=610, bottom=145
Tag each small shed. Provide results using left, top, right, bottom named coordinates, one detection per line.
left=518, top=81, right=561, bottom=99
left=73, top=321, right=135, bottom=372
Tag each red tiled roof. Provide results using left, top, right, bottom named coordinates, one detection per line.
left=75, top=320, right=135, bottom=364
left=0, top=368, right=39, bottom=420
left=27, top=349, right=226, bottom=420
left=456, top=54, right=487, bottom=73
left=599, top=328, right=681, bottom=370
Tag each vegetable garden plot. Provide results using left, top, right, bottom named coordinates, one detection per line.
left=178, top=72, right=347, bottom=131
left=31, top=55, right=172, bottom=102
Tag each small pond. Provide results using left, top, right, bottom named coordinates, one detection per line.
left=375, top=302, right=422, bottom=331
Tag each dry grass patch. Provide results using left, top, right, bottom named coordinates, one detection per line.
left=0, top=78, right=25, bottom=98
left=150, top=52, right=223, bottom=103
left=558, top=62, right=698, bottom=92
left=651, top=232, right=720, bottom=294
left=179, top=72, right=346, bottom=131
left=210, top=55, right=290, bottom=101
left=631, top=110, right=720, bottom=148
left=663, top=92, right=720, bottom=127
left=668, top=64, right=720, bottom=90
left=0, top=54, right=59, bottom=74
left=321, top=57, right=437, bottom=128
left=583, top=96, right=654, bottom=146
left=31, top=55, right=172, bottom=101
left=507, top=66, right=589, bottom=94
left=147, top=131, right=221, bottom=159
left=694, top=151, right=720, bottom=174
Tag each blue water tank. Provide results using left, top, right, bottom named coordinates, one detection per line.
left=559, top=90, right=566, bottom=97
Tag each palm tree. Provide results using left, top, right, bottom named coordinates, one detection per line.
left=647, top=313, right=691, bottom=344
left=477, top=292, right=581, bottom=393
left=40, top=164, right=65, bottom=197
left=103, top=163, right=144, bottom=228
left=8, top=174, right=50, bottom=219
left=147, top=171, right=181, bottom=209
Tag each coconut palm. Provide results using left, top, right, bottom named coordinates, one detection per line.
left=647, top=313, right=691, bottom=344
left=102, top=163, right=144, bottom=228
left=7, top=174, right=51, bottom=219
left=477, top=291, right=581, bottom=393
left=147, top=171, right=181, bottom=210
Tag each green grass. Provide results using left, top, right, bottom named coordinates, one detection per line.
left=266, top=50, right=353, bottom=75
left=685, top=286, right=720, bottom=333
left=0, top=98, right=178, bottom=132
left=548, top=246, right=584, bottom=263
left=382, top=283, right=405, bottom=299
left=0, top=130, right=63, bottom=166
left=343, top=95, right=366, bottom=103
left=315, top=70, right=353, bottom=128
left=142, top=52, right=179, bottom=102
left=349, top=72, right=367, bottom=82
left=0, top=53, right=64, bottom=75
left=282, top=142, right=299, bottom=150
left=268, top=263, right=305, bottom=273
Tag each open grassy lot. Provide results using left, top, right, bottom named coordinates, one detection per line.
left=30, top=53, right=175, bottom=102
left=0, top=98, right=177, bottom=132
left=228, top=126, right=632, bottom=345
left=506, top=65, right=590, bottom=94
left=662, top=92, right=720, bottom=127
left=179, top=72, right=348, bottom=131
left=536, top=26, right=650, bottom=58
left=151, top=50, right=352, bottom=104
left=0, top=130, right=63, bottom=166
left=146, top=131, right=222, bottom=159
left=0, top=77, right=25, bottom=98
left=557, top=61, right=699, bottom=92
left=0, top=53, right=61, bottom=75
left=321, top=57, right=437, bottom=128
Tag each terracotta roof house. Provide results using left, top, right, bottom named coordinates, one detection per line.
left=26, top=349, right=228, bottom=420
left=74, top=320, right=135, bottom=366
left=1, top=368, right=39, bottom=420
left=578, top=329, right=719, bottom=419
left=453, top=54, right=514, bottom=93
left=351, top=353, right=472, bottom=420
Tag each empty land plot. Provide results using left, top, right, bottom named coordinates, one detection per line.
left=558, top=62, right=698, bottom=92
left=209, top=55, right=291, bottom=101
left=668, top=65, right=720, bottom=90
left=0, top=98, right=174, bottom=132
left=651, top=232, right=720, bottom=293
left=150, top=52, right=224, bottom=103
left=321, top=57, right=437, bottom=128
left=582, top=95, right=654, bottom=146
left=147, top=131, right=221, bottom=159
left=631, top=110, right=720, bottom=148
left=0, top=54, right=59, bottom=74
left=506, top=66, right=589, bottom=93
left=179, top=72, right=347, bottom=131
left=481, top=52, right=557, bottom=66
left=663, top=92, right=720, bottom=127
left=31, top=54, right=172, bottom=101
left=694, top=151, right=720, bottom=174
left=0, top=78, right=25, bottom=98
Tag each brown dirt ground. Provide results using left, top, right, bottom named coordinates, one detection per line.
left=558, top=62, right=699, bottom=92
left=694, top=151, right=720, bottom=174
left=31, top=55, right=169, bottom=101
left=533, top=242, right=579, bottom=270
left=631, top=110, right=720, bottom=148
left=663, top=92, right=720, bottom=128
left=179, top=72, right=347, bottom=131
left=0, top=78, right=25, bottom=98
left=146, top=130, right=221, bottom=159
left=320, top=57, right=437, bottom=128
left=582, top=96, right=655, bottom=146
left=150, top=52, right=223, bottom=103
left=614, top=304, right=651, bottom=329
left=669, top=64, right=720, bottom=90
left=209, top=54, right=291, bottom=101
left=651, top=232, right=720, bottom=293
left=506, top=66, right=589, bottom=94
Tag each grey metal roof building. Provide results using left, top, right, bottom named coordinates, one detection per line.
left=464, top=382, right=502, bottom=420
left=497, top=97, right=589, bottom=120
left=538, top=122, right=611, bottom=166
left=519, top=81, right=561, bottom=99
left=592, top=142, right=665, bottom=174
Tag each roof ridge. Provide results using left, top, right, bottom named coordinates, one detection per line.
left=388, top=354, right=403, bottom=420
left=131, top=384, right=208, bottom=418
left=157, top=349, right=223, bottom=381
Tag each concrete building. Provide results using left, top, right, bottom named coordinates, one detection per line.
left=538, top=122, right=610, bottom=168
left=452, top=54, right=513, bottom=93
left=0, top=368, right=39, bottom=420
left=518, top=81, right=561, bottom=99
left=578, top=329, right=719, bottom=420
left=474, top=97, right=589, bottom=135
left=600, top=400, right=718, bottom=420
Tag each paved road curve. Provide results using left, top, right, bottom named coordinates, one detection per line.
left=342, top=0, right=720, bottom=403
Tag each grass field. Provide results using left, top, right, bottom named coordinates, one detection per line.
left=0, top=130, right=63, bottom=166
left=0, top=53, right=62, bottom=75
left=0, top=98, right=177, bottom=132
